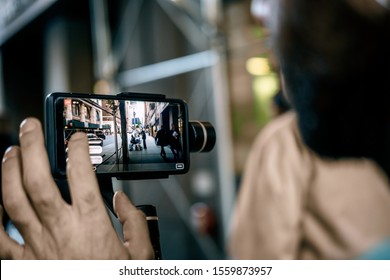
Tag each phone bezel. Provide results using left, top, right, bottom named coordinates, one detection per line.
left=45, top=92, right=190, bottom=179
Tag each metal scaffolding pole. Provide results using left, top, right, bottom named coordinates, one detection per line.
left=89, top=0, right=115, bottom=83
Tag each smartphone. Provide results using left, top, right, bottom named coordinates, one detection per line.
left=45, top=92, right=190, bottom=179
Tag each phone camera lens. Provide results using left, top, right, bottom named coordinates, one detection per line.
left=188, top=121, right=216, bottom=153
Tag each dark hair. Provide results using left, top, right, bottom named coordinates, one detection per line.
left=273, top=90, right=290, bottom=113
left=273, top=0, right=390, bottom=175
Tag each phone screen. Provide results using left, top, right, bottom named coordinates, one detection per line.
left=49, top=94, right=189, bottom=178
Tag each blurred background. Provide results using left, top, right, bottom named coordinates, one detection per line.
left=0, top=0, right=280, bottom=259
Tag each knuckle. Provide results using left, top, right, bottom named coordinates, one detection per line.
left=22, top=177, right=58, bottom=211
left=3, top=196, right=20, bottom=213
left=24, top=172, right=50, bottom=191
left=33, top=192, right=56, bottom=211
left=80, top=192, right=100, bottom=208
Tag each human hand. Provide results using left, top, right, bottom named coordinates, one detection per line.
left=0, top=118, right=153, bottom=259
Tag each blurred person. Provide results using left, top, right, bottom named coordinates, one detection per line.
left=141, top=129, right=147, bottom=149
left=155, top=125, right=168, bottom=159
left=228, top=110, right=390, bottom=259
left=228, top=0, right=390, bottom=259
left=0, top=118, right=153, bottom=259
left=169, top=124, right=181, bottom=161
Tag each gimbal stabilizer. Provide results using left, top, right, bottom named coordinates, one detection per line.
left=50, top=92, right=216, bottom=260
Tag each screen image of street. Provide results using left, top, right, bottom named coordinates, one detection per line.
left=61, top=97, right=185, bottom=173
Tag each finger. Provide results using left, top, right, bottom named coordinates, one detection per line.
left=2, top=146, right=41, bottom=238
left=0, top=204, right=4, bottom=227
left=114, top=191, right=154, bottom=259
left=66, top=132, right=105, bottom=215
left=18, top=118, right=65, bottom=221
left=0, top=205, right=24, bottom=259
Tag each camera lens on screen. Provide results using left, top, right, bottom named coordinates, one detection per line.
left=188, top=121, right=216, bottom=153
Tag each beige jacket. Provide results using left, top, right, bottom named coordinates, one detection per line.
left=228, top=112, right=390, bottom=259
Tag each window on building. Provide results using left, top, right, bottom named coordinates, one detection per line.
left=86, top=107, right=91, bottom=120
left=72, top=102, right=80, bottom=116
left=96, top=111, right=100, bottom=122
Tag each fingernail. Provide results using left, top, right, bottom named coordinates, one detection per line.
left=2, top=146, right=17, bottom=163
left=114, top=191, right=120, bottom=199
left=19, top=118, right=37, bottom=136
left=4, top=146, right=13, bottom=155
left=113, top=191, right=124, bottom=204
left=113, top=191, right=121, bottom=219
left=114, top=191, right=124, bottom=199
